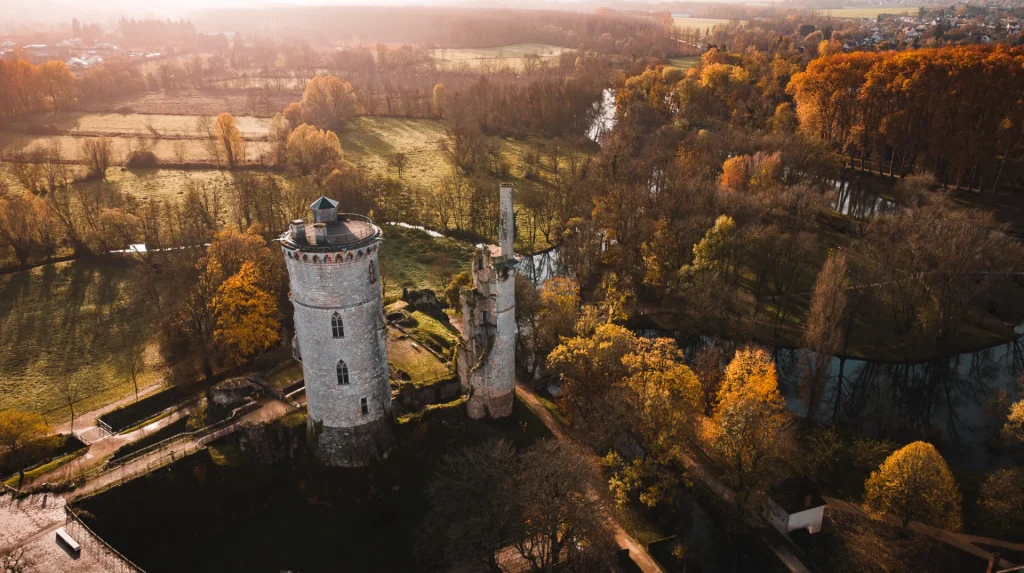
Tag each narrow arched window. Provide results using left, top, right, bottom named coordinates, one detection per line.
left=337, top=360, right=350, bottom=385
left=369, top=260, right=378, bottom=284
left=331, top=312, right=344, bottom=338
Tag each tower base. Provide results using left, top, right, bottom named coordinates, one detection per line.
left=465, top=390, right=514, bottom=419
left=309, top=416, right=396, bottom=467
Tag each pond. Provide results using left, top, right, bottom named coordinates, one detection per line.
left=588, top=88, right=616, bottom=144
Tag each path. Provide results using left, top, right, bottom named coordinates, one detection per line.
left=53, top=383, right=163, bottom=439
left=32, top=408, right=191, bottom=486
left=823, top=495, right=1016, bottom=569
left=515, top=382, right=665, bottom=573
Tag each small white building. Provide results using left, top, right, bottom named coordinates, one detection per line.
left=763, top=477, right=826, bottom=535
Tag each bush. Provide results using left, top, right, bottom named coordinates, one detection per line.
left=125, top=150, right=160, bottom=169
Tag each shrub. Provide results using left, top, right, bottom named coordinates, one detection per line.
left=125, top=150, right=159, bottom=169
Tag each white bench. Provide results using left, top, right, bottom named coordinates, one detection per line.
left=56, top=527, right=81, bottom=554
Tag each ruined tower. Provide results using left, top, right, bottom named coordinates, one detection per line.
left=281, top=196, right=394, bottom=466
left=458, top=183, right=518, bottom=419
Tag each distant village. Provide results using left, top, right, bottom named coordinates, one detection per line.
left=827, top=7, right=1024, bottom=50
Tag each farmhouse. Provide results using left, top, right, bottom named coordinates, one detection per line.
left=763, top=477, right=827, bottom=535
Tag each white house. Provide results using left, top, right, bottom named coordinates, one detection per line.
left=763, top=477, right=826, bottom=535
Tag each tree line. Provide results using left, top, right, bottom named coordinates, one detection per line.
left=789, top=45, right=1024, bottom=191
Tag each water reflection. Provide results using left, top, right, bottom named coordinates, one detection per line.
left=833, top=179, right=896, bottom=220
left=588, top=88, right=616, bottom=144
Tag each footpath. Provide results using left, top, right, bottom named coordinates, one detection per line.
left=514, top=382, right=666, bottom=573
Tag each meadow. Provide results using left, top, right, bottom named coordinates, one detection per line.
left=7, top=112, right=271, bottom=138
left=820, top=6, right=926, bottom=18
left=0, top=259, right=163, bottom=424
left=672, top=17, right=732, bottom=31
left=430, top=43, right=565, bottom=70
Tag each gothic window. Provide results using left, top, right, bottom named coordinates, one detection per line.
left=360, top=397, right=369, bottom=415
left=337, top=360, right=350, bottom=385
left=369, top=260, right=378, bottom=284
left=331, top=312, right=344, bottom=338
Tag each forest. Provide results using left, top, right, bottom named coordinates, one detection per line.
left=1, top=5, right=1024, bottom=573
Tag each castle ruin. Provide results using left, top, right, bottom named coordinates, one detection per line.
left=281, top=197, right=394, bottom=466
left=457, top=183, right=519, bottom=419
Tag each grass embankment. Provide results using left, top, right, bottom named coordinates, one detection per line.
left=264, top=360, right=304, bottom=391
left=379, top=225, right=475, bottom=301
left=0, top=259, right=162, bottom=423
left=1, top=433, right=89, bottom=487
left=76, top=395, right=549, bottom=573
left=109, top=417, right=191, bottom=462
left=385, top=300, right=460, bottom=386
left=431, top=43, right=565, bottom=70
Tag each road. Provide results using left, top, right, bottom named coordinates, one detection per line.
left=514, top=382, right=666, bottom=573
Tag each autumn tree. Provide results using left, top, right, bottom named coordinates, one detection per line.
left=863, top=441, right=962, bottom=530
left=706, top=346, right=793, bottom=508
left=214, top=112, right=245, bottom=169
left=607, top=338, right=703, bottom=508
left=977, top=468, right=1024, bottom=539
left=295, top=75, right=358, bottom=132
left=213, top=261, right=281, bottom=364
left=547, top=323, right=638, bottom=446
left=0, top=410, right=56, bottom=489
left=387, top=152, right=408, bottom=178
left=39, top=61, right=76, bottom=110
left=431, top=82, right=447, bottom=118
left=0, top=192, right=45, bottom=265
left=286, top=124, right=343, bottom=182
left=802, top=251, right=849, bottom=420
left=1005, top=399, right=1024, bottom=444
left=81, top=137, right=114, bottom=179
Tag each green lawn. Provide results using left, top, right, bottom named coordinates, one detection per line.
left=379, top=225, right=475, bottom=301
left=666, top=56, right=701, bottom=70
left=0, top=259, right=163, bottom=423
left=387, top=327, right=452, bottom=386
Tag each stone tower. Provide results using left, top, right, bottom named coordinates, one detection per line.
left=281, top=196, right=394, bottom=466
left=457, top=183, right=518, bottom=419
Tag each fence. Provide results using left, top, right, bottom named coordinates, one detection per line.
left=63, top=505, right=146, bottom=573
left=74, top=402, right=259, bottom=501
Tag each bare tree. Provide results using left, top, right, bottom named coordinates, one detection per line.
left=802, top=250, right=849, bottom=421
left=388, top=152, right=409, bottom=178
left=55, top=375, right=84, bottom=431
left=122, top=343, right=147, bottom=401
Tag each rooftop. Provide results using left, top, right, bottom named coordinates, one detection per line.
left=281, top=214, right=381, bottom=252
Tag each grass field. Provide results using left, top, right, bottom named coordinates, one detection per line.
left=7, top=113, right=271, bottom=138
left=0, top=259, right=163, bottom=424
left=821, top=6, right=926, bottom=18
left=431, top=43, right=565, bottom=70
left=379, top=225, right=475, bottom=301
left=666, top=56, right=701, bottom=70
left=672, top=17, right=732, bottom=31
left=387, top=326, right=452, bottom=385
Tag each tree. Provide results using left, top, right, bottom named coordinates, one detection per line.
left=39, top=61, right=75, bottom=110
left=121, top=342, right=147, bottom=401
left=977, top=467, right=1024, bottom=539
left=720, top=156, right=748, bottom=191
left=81, top=137, right=114, bottom=179
left=387, top=152, right=408, bottom=178
left=432, top=82, right=447, bottom=118
left=803, top=251, right=849, bottom=420
left=424, top=439, right=519, bottom=573
left=214, top=112, right=245, bottom=169
left=0, top=192, right=44, bottom=265
left=286, top=124, right=343, bottom=182
left=514, top=440, right=612, bottom=572
left=0, top=410, right=56, bottom=489
left=863, top=441, right=962, bottom=530
left=1005, top=399, right=1024, bottom=444
left=535, top=277, right=581, bottom=360
left=608, top=338, right=703, bottom=508
left=296, top=75, right=358, bottom=132
left=213, top=261, right=281, bottom=364
left=56, top=375, right=84, bottom=431
left=707, top=346, right=793, bottom=508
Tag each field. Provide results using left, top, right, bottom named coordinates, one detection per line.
left=821, top=6, right=926, bottom=18
left=387, top=327, right=452, bottom=385
left=7, top=112, right=271, bottom=138
left=378, top=225, right=475, bottom=301
left=0, top=259, right=163, bottom=423
left=431, top=43, right=565, bottom=70
left=666, top=56, right=701, bottom=70
left=672, top=17, right=732, bottom=31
